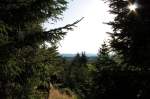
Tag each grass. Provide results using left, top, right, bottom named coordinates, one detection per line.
left=48, top=87, right=77, bottom=99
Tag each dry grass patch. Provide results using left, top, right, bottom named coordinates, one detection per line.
left=48, top=87, right=77, bottom=99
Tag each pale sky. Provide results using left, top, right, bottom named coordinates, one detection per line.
left=44, top=0, right=113, bottom=54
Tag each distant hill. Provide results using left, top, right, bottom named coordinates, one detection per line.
left=61, top=53, right=97, bottom=57
left=61, top=54, right=76, bottom=61
left=61, top=54, right=76, bottom=57
left=61, top=53, right=97, bottom=62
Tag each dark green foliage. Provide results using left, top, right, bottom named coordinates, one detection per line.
left=0, top=0, right=67, bottom=26
left=92, top=43, right=150, bottom=99
left=0, top=0, right=83, bottom=98
left=93, top=70, right=150, bottom=99
left=95, top=42, right=117, bottom=70
left=0, top=45, right=64, bottom=98
left=94, top=0, right=150, bottom=97
left=92, top=43, right=117, bottom=98
left=63, top=53, right=94, bottom=99
left=63, top=53, right=87, bottom=89
left=105, top=0, right=150, bottom=67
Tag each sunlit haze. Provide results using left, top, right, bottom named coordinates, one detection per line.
left=44, top=0, right=113, bottom=54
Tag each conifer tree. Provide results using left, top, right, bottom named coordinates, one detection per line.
left=63, top=53, right=93, bottom=99
left=93, top=43, right=134, bottom=99
left=95, top=42, right=116, bottom=71
left=104, top=0, right=150, bottom=68
left=0, top=0, right=82, bottom=98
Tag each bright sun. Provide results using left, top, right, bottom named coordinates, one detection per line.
left=128, top=4, right=138, bottom=12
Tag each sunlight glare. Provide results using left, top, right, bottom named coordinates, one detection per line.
left=128, top=3, right=138, bottom=12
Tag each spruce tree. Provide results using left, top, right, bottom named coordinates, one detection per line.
left=0, top=0, right=81, bottom=98
left=95, top=42, right=116, bottom=71
left=63, top=53, right=93, bottom=99
left=104, top=0, right=150, bottom=68
left=93, top=43, right=138, bottom=99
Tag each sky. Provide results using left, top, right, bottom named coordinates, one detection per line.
left=44, top=0, right=114, bottom=54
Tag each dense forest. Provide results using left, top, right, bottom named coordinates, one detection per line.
left=0, top=0, right=150, bottom=99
